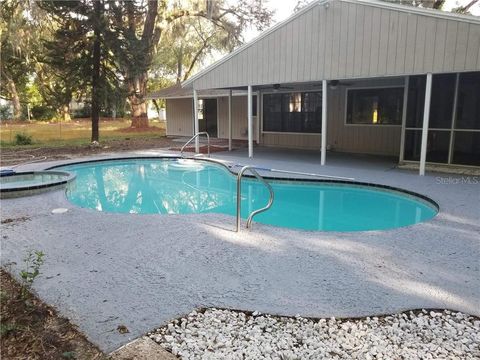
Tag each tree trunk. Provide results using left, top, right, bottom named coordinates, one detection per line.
left=91, top=0, right=102, bottom=142
left=128, top=72, right=149, bottom=128
left=61, top=104, right=71, bottom=122
left=6, top=78, right=21, bottom=120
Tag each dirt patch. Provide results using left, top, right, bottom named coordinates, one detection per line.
left=0, top=137, right=177, bottom=167
left=1, top=217, right=30, bottom=226
left=117, top=126, right=164, bottom=133
left=0, top=269, right=108, bottom=359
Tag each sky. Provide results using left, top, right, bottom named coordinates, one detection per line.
left=244, top=0, right=480, bottom=41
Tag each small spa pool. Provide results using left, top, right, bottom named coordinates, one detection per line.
left=56, top=158, right=438, bottom=231
left=0, top=171, right=75, bottom=198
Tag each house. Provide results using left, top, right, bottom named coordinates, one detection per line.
left=149, top=0, right=480, bottom=175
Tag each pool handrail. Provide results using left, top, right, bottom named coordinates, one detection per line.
left=180, top=132, right=210, bottom=158
left=236, top=165, right=274, bottom=232
left=230, top=164, right=355, bottom=181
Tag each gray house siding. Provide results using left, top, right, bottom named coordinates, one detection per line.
left=166, top=77, right=403, bottom=156
left=187, top=0, right=480, bottom=90
left=217, top=96, right=250, bottom=140
left=165, top=98, right=193, bottom=137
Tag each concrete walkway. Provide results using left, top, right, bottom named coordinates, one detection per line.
left=1, top=148, right=479, bottom=352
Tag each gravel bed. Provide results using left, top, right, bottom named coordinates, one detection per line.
left=149, top=308, right=480, bottom=360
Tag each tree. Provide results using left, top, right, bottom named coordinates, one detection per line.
left=153, top=15, right=240, bottom=84
left=107, top=0, right=273, bottom=128
left=0, top=0, right=36, bottom=120
left=38, top=0, right=122, bottom=142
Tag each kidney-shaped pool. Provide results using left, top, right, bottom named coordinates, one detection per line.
left=55, top=158, right=438, bottom=231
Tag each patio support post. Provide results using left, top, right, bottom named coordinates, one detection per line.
left=419, top=73, right=432, bottom=176
left=321, top=79, right=327, bottom=166
left=193, top=89, right=200, bottom=153
left=399, top=76, right=409, bottom=163
left=256, top=91, right=261, bottom=144
left=248, top=85, right=253, bottom=158
left=228, top=89, right=232, bottom=151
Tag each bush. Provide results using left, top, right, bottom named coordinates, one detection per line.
left=30, top=104, right=56, bottom=121
left=0, top=104, right=12, bottom=121
left=73, top=104, right=91, bottom=118
left=14, top=133, right=33, bottom=145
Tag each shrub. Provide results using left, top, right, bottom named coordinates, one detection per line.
left=19, top=250, right=45, bottom=299
left=73, top=104, right=91, bottom=118
left=0, top=104, right=12, bottom=121
left=14, top=133, right=33, bottom=145
left=30, top=104, right=56, bottom=121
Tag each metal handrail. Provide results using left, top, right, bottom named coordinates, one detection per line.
left=180, top=132, right=210, bottom=158
left=230, top=164, right=355, bottom=181
left=236, top=165, right=274, bottom=232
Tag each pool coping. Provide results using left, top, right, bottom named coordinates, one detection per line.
left=0, top=170, right=76, bottom=198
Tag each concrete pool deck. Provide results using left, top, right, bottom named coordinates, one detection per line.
left=1, top=148, right=479, bottom=352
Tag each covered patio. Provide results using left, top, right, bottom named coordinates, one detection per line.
left=156, top=0, right=480, bottom=176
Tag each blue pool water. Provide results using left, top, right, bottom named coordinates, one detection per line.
left=57, top=158, right=437, bottom=231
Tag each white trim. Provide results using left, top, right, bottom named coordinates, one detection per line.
left=419, top=73, right=433, bottom=176
left=344, top=85, right=405, bottom=126
left=345, top=0, right=480, bottom=24
left=399, top=76, right=409, bottom=162
left=228, top=89, right=232, bottom=151
left=448, top=73, right=460, bottom=164
left=248, top=85, right=253, bottom=158
left=321, top=79, right=327, bottom=166
left=256, top=91, right=261, bottom=144
left=215, top=98, right=220, bottom=139
left=193, top=89, right=199, bottom=152
left=149, top=93, right=248, bottom=100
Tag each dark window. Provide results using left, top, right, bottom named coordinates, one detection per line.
left=346, top=87, right=403, bottom=125
left=429, top=74, right=456, bottom=129
left=455, top=72, right=480, bottom=130
left=426, top=131, right=450, bottom=163
left=403, top=130, right=422, bottom=161
left=405, top=129, right=451, bottom=164
left=406, top=75, right=426, bottom=128
left=452, top=132, right=480, bottom=166
left=263, top=92, right=322, bottom=133
left=403, top=71, right=480, bottom=166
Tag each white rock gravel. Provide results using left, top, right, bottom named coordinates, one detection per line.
left=149, top=308, right=480, bottom=360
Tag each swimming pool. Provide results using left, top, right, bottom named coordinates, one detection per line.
left=56, top=158, right=438, bottom=231
left=0, top=171, right=75, bottom=199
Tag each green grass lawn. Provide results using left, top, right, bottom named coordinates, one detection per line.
left=0, top=118, right=166, bottom=148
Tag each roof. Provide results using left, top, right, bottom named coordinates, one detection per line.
left=182, top=0, right=480, bottom=90
left=147, top=84, right=247, bottom=99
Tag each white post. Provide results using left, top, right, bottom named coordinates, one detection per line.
left=321, top=79, right=327, bottom=166
left=256, top=91, right=261, bottom=144
left=193, top=89, right=199, bottom=153
left=248, top=85, right=253, bottom=158
left=419, top=73, right=432, bottom=176
left=228, top=89, right=232, bottom=151
left=399, top=76, right=409, bottom=163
